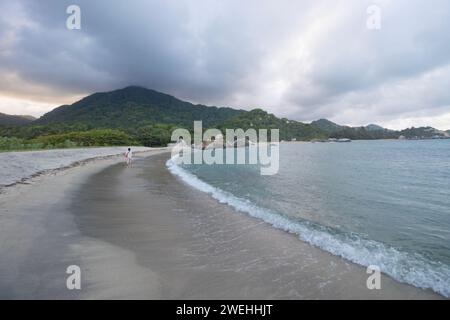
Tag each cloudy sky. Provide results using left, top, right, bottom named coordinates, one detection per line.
left=1, top=0, right=450, bottom=130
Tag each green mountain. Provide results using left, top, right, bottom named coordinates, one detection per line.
left=365, top=124, right=385, bottom=131
left=310, top=118, right=396, bottom=139
left=36, top=86, right=245, bottom=129
left=328, top=126, right=398, bottom=140
left=0, top=113, right=36, bottom=126
left=310, top=119, right=343, bottom=133
left=399, top=127, right=448, bottom=139
left=2, top=86, right=449, bottom=151
left=219, top=109, right=326, bottom=141
left=1, top=86, right=248, bottom=148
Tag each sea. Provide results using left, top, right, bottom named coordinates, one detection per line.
left=167, top=140, right=450, bottom=297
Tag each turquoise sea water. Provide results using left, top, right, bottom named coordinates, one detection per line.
left=167, top=140, right=450, bottom=297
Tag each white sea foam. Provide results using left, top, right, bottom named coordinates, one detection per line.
left=166, top=156, right=450, bottom=297
left=0, top=147, right=151, bottom=187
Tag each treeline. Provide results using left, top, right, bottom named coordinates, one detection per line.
left=218, top=109, right=327, bottom=141
left=0, top=124, right=177, bottom=151
left=5, top=86, right=448, bottom=152
left=0, top=108, right=398, bottom=152
left=329, top=127, right=399, bottom=140
left=0, top=129, right=133, bottom=151
left=4, top=104, right=446, bottom=152
left=399, top=127, right=443, bottom=139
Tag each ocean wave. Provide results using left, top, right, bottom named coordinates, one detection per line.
left=166, top=156, right=450, bottom=298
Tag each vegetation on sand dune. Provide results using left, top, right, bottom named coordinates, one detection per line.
left=0, top=129, right=136, bottom=151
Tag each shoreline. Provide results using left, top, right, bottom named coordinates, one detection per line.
left=0, top=148, right=169, bottom=299
left=0, top=150, right=443, bottom=299
left=0, top=146, right=163, bottom=190
left=73, top=153, right=442, bottom=299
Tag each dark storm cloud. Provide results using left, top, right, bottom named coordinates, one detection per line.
left=1, top=0, right=450, bottom=128
left=3, top=0, right=297, bottom=103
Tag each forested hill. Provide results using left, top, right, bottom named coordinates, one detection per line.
left=310, top=118, right=398, bottom=140
left=1, top=86, right=449, bottom=150
left=0, top=113, right=35, bottom=126
left=309, top=119, right=449, bottom=140
left=35, top=86, right=245, bottom=128
left=219, top=109, right=327, bottom=141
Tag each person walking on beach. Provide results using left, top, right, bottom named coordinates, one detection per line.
left=125, top=147, right=133, bottom=166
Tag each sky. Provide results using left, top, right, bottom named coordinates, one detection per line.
left=1, top=0, right=450, bottom=130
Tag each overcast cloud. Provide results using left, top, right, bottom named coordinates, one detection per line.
left=1, top=0, right=450, bottom=129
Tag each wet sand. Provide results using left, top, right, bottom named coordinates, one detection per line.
left=0, top=149, right=167, bottom=299
left=74, top=153, right=442, bottom=299
left=0, top=151, right=443, bottom=299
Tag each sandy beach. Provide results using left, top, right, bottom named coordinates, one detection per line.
left=0, top=151, right=443, bottom=299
